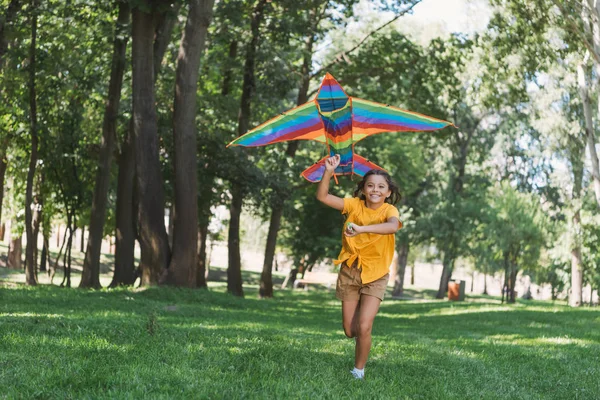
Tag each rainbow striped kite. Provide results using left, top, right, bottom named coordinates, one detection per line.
left=228, top=73, right=454, bottom=182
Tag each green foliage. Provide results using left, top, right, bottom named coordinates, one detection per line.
left=279, top=183, right=349, bottom=268
left=581, top=195, right=600, bottom=292
left=486, top=182, right=548, bottom=271
left=1, top=0, right=116, bottom=231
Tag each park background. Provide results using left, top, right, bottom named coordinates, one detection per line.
left=1, top=0, right=600, bottom=398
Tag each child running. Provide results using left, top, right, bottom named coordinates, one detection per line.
left=316, top=154, right=402, bottom=380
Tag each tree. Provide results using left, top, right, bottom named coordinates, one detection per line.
left=0, top=136, right=9, bottom=232
left=110, top=2, right=181, bottom=288
left=131, top=2, right=171, bottom=285
left=24, top=0, right=39, bottom=286
left=0, top=0, right=22, bottom=68
left=526, top=58, right=588, bottom=306
left=167, top=0, right=215, bottom=287
left=80, top=0, right=130, bottom=289
left=227, top=0, right=269, bottom=297
left=487, top=0, right=593, bottom=306
left=412, top=35, right=496, bottom=299
left=581, top=197, right=600, bottom=303
left=554, top=0, right=600, bottom=208
left=485, top=183, right=547, bottom=303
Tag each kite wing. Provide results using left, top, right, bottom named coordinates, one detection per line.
left=228, top=101, right=326, bottom=147
left=351, top=98, right=454, bottom=144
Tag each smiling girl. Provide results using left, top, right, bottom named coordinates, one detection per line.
left=316, top=154, right=402, bottom=380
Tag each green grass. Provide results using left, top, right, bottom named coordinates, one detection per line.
left=1, top=273, right=599, bottom=399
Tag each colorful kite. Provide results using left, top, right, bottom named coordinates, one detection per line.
left=228, top=73, right=454, bottom=182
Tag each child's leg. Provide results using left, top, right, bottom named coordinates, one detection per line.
left=341, top=300, right=360, bottom=338
left=354, top=294, right=381, bottom=369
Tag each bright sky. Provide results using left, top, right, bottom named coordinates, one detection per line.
left=406, top=0, right=492, bottom=39
left=313, top=0, right=492, bottom=72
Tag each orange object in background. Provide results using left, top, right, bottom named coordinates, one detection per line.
left=448, top=280, right=465, bottom=301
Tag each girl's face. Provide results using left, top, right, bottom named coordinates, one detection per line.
left=363, top=175, right=391, bottom=207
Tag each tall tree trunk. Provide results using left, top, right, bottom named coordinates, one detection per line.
left=570, top=245, right=583, bottom=307
left=60, top=216, right=75, bottom=288
left=436, top=250, right=454, bottom=299
left=483, top=271, right=488, bottom=295
left=167, top=0, right=214, bottom=287
left=81, top=1, right=130, bottom=289
left=436, top=258, right=452, bottom=299
left=577, top=62, right=600, bottom=208
left=32, top=191, right=41, bottom=274
left=111, top=7, right=176, bottom=287
left=508, top=262, right=518, bottom=304
left=79, top=226, right=85, bottom=253
left=0, top=0, right=21, bottom=68
left=221, top=39, right=237, bottom=95
left=435, top=127, right=475, bottom=298
left=39, top=236, right=48, bottom=272
left=0, top=138, right=8, bottom=230
left=7, top=234, right=21, bottom=269
left=196, top=167, right=215, bottom=289
left=501, top=252, right=509, bottom=304
left=153, top=2, right=180, bottom=79
left=259, top=204, right=282, bottom=298
left=227, top=0, right=268, bottom=297
left=392, top=241, right=409, bottom=297
left=227, top=183, right=244, bottom=296
left=40, top=218, right=51, bottom=270
left=196, top=216, right=209, bottom=287
left=24, top=1, right=38, bottom=286
left=32, top=171, right=44, bottom=273
left=569, top=136, right=585, bottom=307
left=131, top=5, right=171, bottom=285
left=586, top=117, right=600, bottom=208
left=587, top=10, right=600, bottom=207
left=470, top=270, right=475, bottom=292
left=111, top=126, right=137, bottom=287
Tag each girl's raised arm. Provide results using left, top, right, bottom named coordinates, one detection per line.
left=316, top=155, right=344, bottom=211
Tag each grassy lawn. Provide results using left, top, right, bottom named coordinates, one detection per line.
left=1, top=272, right=599, bottom=399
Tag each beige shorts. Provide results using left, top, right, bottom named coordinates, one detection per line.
left=336, top=262, right=389, bottom=302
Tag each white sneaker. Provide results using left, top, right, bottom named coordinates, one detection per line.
left=350, top=369, right=364, bottom=380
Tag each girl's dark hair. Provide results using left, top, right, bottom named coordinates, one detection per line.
left=353, top=169, right=401, bottom=205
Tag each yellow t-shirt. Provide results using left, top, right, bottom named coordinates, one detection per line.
left=334, top=197, right=401, bottom=284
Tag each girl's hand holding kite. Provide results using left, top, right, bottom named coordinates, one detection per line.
left=324, top=154, right=340, bottom=173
